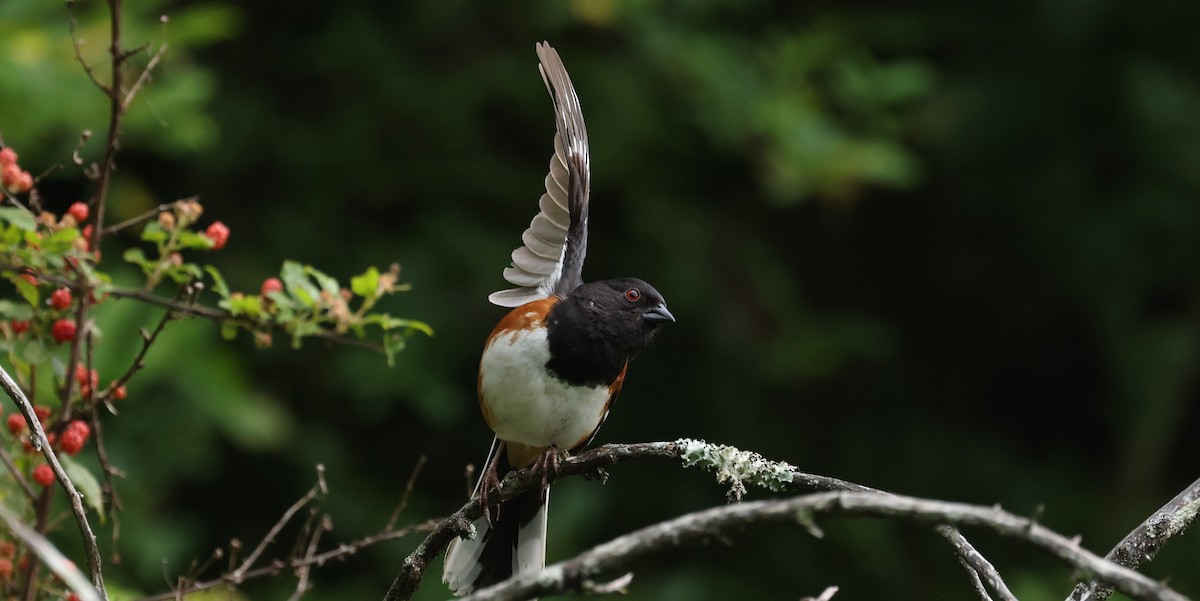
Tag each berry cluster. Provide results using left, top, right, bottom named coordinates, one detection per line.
left=0, top=147, right=33, bottom=194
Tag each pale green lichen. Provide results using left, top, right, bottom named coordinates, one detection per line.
left=677, top=438, right=797, bottom=502
left=1164, top=498, right=1200, bottom=537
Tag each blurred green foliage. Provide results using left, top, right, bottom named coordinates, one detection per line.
left=2, top=0, right=1199, bottom=600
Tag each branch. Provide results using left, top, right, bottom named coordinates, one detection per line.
left=130, top=457, right=430, bottom=601
left=382, top=440, right=1012, bottom=601
left=0, top=364, right=109, bottom=600
left=1068, top=476, right=1200, bottom=601
left=458, top=491, right=1188, bottom=601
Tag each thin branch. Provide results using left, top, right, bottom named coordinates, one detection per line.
left=1067, top=476, right=1200, bottom=601
left=121, top=38, right=167, bottom=111
left=96, top=287, right=181, bottom=404
left=386, top=454, right=427, bottom=530
left=381, top=440, right=1012, bottom=601
left=132, top=518, right=439, bottom=601
left=0, top=364, right=108, bottom=600
left=66, top=1, right=110, bottom=95
left=287, top=516, right=329, bottom=601
left=100, top=199, right=188, bottom=235
left=458, top=491, right=1188, bottom=601
left=939, top=524, right=1015, bottom=601
left=0, top=444, right=38, bottom=501
left=231, top=465, right=328, bottom=583
left=105, top=287, right=386, bottom=353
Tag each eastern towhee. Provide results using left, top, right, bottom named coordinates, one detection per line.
left=442, top=42, right=675, bottom=595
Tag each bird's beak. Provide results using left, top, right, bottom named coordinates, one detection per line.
left=642, top=303, right=676, bottom=324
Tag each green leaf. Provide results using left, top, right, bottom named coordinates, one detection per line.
left=40, top=228, right=79, bottom=253
left=229, top=295, right=264, bottom=319
left=281, top=261, right=318, bottom=308
left=141, top=222, right=168, bottom=244
left=60, top=455, right=106, bottom=520
left=0, top=300, right=33, bottom=320
left=305, top=265, right=340, bottom=296
left=220, top=320, right=239, bottom=340
left=365, top=314, right=434, bottom=336
left=177, top=231, right=214, bottom=250
left=205, top=265, right=230, bottom=299
left=122, top=247, right=148, bottom=266
left=165, top=263, right=204, bottom=284
left=350, top=267, right=380, bottom=298
left=0, top=206, right=37, bottom=230
left=12, top=276, right=39, bottom=306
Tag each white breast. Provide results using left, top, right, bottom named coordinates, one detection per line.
left=479, top=323, right=610, bottom=449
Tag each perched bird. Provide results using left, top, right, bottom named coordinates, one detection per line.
left=442, top=42, right=675, bottom=595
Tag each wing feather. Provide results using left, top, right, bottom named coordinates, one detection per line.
left=489, top=42, right=590, bottom=307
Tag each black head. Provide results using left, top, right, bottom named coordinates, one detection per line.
left=566, top=277, right=674, bottom=348
left=544, top=277, right=674, bottom=387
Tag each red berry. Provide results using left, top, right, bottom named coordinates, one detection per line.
left=1, top=164, right=19, bottom=188
left=51, top=318, right=76, bottom=343
left=49, top=287, right=73, bottom=310
left=6, top=414, right=24, bottom=435
left=33, top=405, right=51, bottom=422
left=19, top=273, right=37, bottom=286
left=0, top=542, right=13, bottom=558
left=0, top=557, right=11, bottom=580
left=74, top=365, right=99, bottom=388
left=10, top=320, right=29, bottom=335
left=14, top=171, right=32, bottom=193
left=67, top=419, right=90, bottom=440
left=32, top=464, right=54, bottom=487
left=81, top=224, right=94, bottom=240
left=0, top=148, right=16, bottom=167
left=60, top=429, right=85, bottom=455
left=261, top=277, right=284, bottom=296
left=204, top=221, right=230, bottom=250
left=68, top=202, right=89, bottom=223
left=113, top=384, right=127, bottom=400
left=68, top=594, right=82, bottom=601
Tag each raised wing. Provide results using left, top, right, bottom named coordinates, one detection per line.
left=488, top=42, right=591, bottom=308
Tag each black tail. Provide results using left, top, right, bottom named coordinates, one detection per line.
left=443, top=439, right=548, bottom=595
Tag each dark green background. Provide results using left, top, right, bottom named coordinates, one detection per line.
left=2, top=0, right=1199, bottom=599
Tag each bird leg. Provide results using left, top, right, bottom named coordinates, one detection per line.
left=531, top=445, right=562, bottom=498
left=478, top=440, right=506, bottom=525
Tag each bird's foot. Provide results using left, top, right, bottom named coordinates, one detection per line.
left=478, top=441, right=506, bottom=526
left=532, top=445, right=563, bottom=496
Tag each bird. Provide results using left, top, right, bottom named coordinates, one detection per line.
left=442, top=42, right=675, bottom=595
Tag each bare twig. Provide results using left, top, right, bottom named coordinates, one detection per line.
left=121, top=36, right=168, bottom=111
left=940, top=523, right=1014, bottom=601
left=457, top=491, right=1187, bottom=601
left=287, top=515, right=330, bottom=601
left=231, top=465, right=328, bottom=583
left=386, top=454, right=427, bottom=530
left=1068, top=476, right=1200, bottom=601
left=96, top=286, right=183, bottom=404
left=0, top=444, right=38, bottom=501
left=0, top=364, right=108, bottom=600
left=100, top=199, right=189, bottom=235
left=66, top=1, right=109, bottom=95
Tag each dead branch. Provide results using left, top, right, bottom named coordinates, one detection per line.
left=1068, top=476, right=1200, bottom=601
left=457, top=491, right=1188, bottom=601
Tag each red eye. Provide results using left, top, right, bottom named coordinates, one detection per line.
left=624, top=288, right=641, bottom=302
